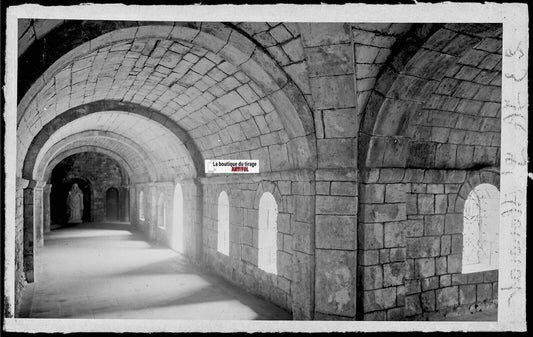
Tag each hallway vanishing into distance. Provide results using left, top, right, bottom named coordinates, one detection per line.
left=19, top=222, right=291, bottom=320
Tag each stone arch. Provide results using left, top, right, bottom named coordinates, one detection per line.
left=34, top=130, right=156, bottom=183
left=454, top=167, right=500, bottom=214
left=253, top=180, right=283, bottom=213
left=42, top=146, right=134, bottom=185
left=358, top=23, right=442, bottom=168
left=18, top=23, right=316, bottom=173
left=18, top=20, right=142, bottom=100
left=448, top=167, right=500, bottom=277
left=252, top=181, right=283, bottom=277
left=21, top=100, right=202, bottom=180
left=19, top=21, right=312, bottom=106
left=359, top=24, right=501, bottom=169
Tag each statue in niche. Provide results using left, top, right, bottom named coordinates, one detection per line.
left=67, top=183, right=84, bottom=223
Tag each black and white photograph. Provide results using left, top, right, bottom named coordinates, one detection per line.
left=2, top=3, right=528, bottom=333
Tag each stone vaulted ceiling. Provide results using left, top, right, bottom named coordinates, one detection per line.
left=18, top=23, right=316, bottom=184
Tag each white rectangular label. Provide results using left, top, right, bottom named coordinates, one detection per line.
left=205, top=160, right=259, bottom=174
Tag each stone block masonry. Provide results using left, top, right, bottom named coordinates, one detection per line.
left=200, top=173, right=315, bottom=318
left=358, top=168, right=498, bottom=320
left=297, top=23, right=362, bottom=320
left=14, top=21, right=505, bottom=322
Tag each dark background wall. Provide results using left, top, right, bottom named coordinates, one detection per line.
left=358, top=167, right=499, bottom=320
left=49, top=152, right=126, bottom=223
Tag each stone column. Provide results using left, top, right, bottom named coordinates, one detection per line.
left=129, top=185, right=137, bottom=227
left=43, top=184, right=51, bottom=233
left=149, top=183, right=157, bottom=241
left=287, top=176, right=317, bottom=321
left=122, top=186, right=130, bottom=222
left=33, top=181, right=46, bottom=248
left=181, top=178, right=203, bottom=263
left=117, top=186, right=124, bottom=221
left=22, top=179, right=36, bottom=283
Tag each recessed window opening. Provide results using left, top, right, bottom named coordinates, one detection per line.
left=217, top=191, right=230, bottom=255
left=462, top=183, right=499, bottom=274
left=257, top=192, right=278, bottom=274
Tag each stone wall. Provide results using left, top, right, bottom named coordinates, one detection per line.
left=358, top=167, right=499, bottom=320
left=201, top=171, right=315, bottom=317
left=13, top=179, right=26, bottom=316
left=234, top=22, right=311, bottom=103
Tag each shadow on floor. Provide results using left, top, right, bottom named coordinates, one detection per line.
left=114, top=257, right=196, bottom=276
left=24, top=222, right=292, bottom=320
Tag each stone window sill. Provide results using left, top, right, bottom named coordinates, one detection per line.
left=462, top=263, right=498, bottom=274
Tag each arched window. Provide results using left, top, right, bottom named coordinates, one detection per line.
left=217, top=191, right=230, bottom=255
left=157, top=192, right=166, bottom=229
left=172, top=183, right=184, bottom=253
left=462, top=183, right=499, bottom=273
left=258, top=192, right=278, bottom=274
left=139, top=191, right=145, bottom=220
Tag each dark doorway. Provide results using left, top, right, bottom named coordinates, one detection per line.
left=106, top=187, right=119, bottom=221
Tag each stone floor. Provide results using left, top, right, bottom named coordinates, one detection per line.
left=19, top=222, right=292, bottom=320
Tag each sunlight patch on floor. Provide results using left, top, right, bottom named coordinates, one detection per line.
left=23, top=222, right=291, bottom=320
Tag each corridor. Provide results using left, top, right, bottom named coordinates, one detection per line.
left=19, top=222, right=292, bottom=320
left=8, top=17, right=513, bottom=324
